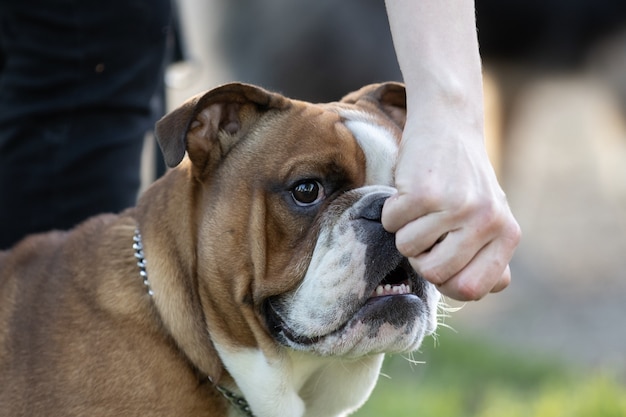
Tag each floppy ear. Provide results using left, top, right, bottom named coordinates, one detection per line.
left=155, top=82, right=291, bottom=176
left=340, top=82, right=406, bottom=130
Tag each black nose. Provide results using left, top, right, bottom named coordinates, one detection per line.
left=358, top=195, right=388, bottom=223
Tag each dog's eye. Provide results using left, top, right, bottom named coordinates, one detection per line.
left=291, top=180, right=325, bottom=206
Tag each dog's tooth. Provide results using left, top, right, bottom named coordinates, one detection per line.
left=372, top=283, right=415, bottom=297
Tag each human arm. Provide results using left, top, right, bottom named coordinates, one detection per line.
left=382, top=0, right=521, bottom=301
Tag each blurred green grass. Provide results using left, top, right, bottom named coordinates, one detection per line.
left=353, top=330, right=626, bottom=417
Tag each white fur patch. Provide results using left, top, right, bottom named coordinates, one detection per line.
left=214, top=341, right=384, bottom=417
left=284, top=224, right=369, bottom=337
left=340, top=109, right=399, bottom=186
left=214, top=344, right=305, bottom=417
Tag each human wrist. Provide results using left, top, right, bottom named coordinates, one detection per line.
left=402, top=79, right=486, bottom=149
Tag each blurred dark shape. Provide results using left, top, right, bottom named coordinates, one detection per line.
left=218, top=0, right=401, bottom=102
left=476, top=0, right=626, bottom=67
left=0, top=0, right=171, bottom=249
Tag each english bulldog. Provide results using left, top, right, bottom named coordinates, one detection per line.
left=0, top=82, right=440, bottom=417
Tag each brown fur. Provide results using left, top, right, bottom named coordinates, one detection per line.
left=0, top=82, right=405, bottom=416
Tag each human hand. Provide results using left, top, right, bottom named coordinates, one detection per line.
left=382, top=119, right=521, bottom=301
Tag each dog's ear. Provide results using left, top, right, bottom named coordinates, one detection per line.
left=341, top=82, right=406, bottom=130
left=155, top=82, right=290, bottom=174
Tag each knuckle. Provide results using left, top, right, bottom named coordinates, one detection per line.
left=467, top=196, right=521, bottom=243
left=447, top=192, right=495, bottom=227
left=417, top=185, right=448, bottom=212
left=420, top=264, right=449, bottom=287
left=455, top=279, right=486, bottom=301
left=506, top=218, right=522, bottom=246
left=492, top=271, right=512, bottom=293
left=474, top=197, right=501, bottom=226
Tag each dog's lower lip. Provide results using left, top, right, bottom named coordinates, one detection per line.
left=364, top=293, right=419, bottom=306
left=268, top=290, right=423, bottom=349
left=266, top=300, right=323, bottom=346
left=266, top=260, right=426, bottom=348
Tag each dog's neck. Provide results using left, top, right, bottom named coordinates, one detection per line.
left=132, top=228, right=383, bottom=417
left=213, top=346, right=384, bottom=417
left=133, top=228, right=255, bottom=417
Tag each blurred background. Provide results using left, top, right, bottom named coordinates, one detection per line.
left=159, top=0, right=626, bottom=415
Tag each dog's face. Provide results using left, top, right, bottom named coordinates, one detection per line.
left=155, top=82, right=439, bottom=365
left=267, top=185, right=440, bottom=357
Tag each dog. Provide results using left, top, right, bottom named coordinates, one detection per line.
left=0, top=82, right=440, bottom=417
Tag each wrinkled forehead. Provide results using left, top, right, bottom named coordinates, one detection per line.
left=337, top=108, right=400, bottom=186
left=262, top=100, right=400, bottom=188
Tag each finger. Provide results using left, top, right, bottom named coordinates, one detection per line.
left=432, top=237, right=512, bottom=301
left=382, top=192, right=430, bottom=233
left=409, top=226, right=481, bottom=286
left=393, top=211, right=455, bottom=259
left=490, top=265, right=511, bottom=294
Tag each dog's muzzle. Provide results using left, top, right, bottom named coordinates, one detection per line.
left=264, top=187, right=440, bottom=357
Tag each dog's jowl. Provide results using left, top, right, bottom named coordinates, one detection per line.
left=0, top=82, right=440, bottom=417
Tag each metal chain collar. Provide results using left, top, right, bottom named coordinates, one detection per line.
left=133, top=228, right=254, bottom=417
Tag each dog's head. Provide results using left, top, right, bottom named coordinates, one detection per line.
left=154, top=82, right=439, bottom=369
